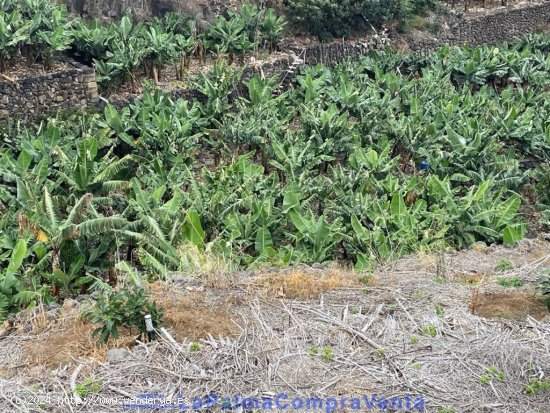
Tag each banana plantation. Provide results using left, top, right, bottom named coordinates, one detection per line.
left=1, top=27, right=550, bottom=320
left=0, top=0, right=286, bottom=90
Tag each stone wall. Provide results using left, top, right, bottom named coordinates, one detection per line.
left=0, top=60, right=98, bottom=123
left=408, top=1, right=550, bottom=50
left=452, top=2, right=550, bottom=45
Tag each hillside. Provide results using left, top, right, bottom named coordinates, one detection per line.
left=0, top=1, right=549, bottom=412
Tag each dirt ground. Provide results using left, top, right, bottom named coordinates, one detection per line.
left=0, top=237, right=549, bottom=412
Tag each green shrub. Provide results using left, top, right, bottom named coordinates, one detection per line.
left=286, top=0, right=358, bottom=40
left=81, top=288, right=164, bottom=343
left=286, top=0, right=435, bottom=39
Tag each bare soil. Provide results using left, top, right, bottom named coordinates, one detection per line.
left=0, top=57, right=69, bottom=82
left=474, top=291, right=549, bottom=321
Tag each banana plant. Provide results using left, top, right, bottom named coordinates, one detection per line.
left=143, top=24, right=177, bottom=84
left=192, top=60, right=244, bottom=120
left=428, top=176, right=524, bottom=247
left=70, top=18, right=117, bottom=63
left=16, top=183, right=127, bottom=297
left=174, top=33, right=196, bottom=79
left=260, top=8, right=286, bottom=50
left=239, top=2, right=263, bottom=43
left=286, top=206, right=343, bottom=264
left=36, top=8, right=72, bottom=70
left=208, top=13, right=252, bottom=64
left=0, top=239, right=42, bottom=322
left=55, top=137, right=135, bottom=196
left=0, top=9, right=30, bottom=73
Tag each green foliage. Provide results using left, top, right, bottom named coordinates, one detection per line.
left=0, top=0, right=71, bottom=72
left=286, top=0, right=434, bottom=40
left=81, top=287, right=164, bottom=343
left=421, top=326, right=437, bottom=337
left=75, top=378, right=102, bottom=398
left=66, top=3, right=286, bottom=90
left=480, top=367, right=504, bottom=384
left=497, top=277, right=523, bottom=288
left=321, top=347, right=334, bottom=362
left=524, top=377, right=550, bottom=395
left=495, top=259, right=513, bottom=271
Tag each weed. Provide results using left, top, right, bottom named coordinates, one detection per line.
left=480, top=374, right=491, bottom=385
left=189, top=342, right=201, bottom=352
left=75, top=378, right=102, bottom=398
left=524, top=377, right=550, bottom=395
left=435, top=304, right=444, bottom=317
left=309, top=347, right=318, bottom=356
left=421, top=326, right=437, bottom=338
left=412, top=290, right=428, bottom=300
left=480, top=367, right=505, bottom=385
left=410, top=336, right=419, bottom=344
left=497, top=278, right=524, bottom=288
left=495, top=259, right=514, bottom=271
left=321, top=347, right=334, bottom=362
left=376, top=348, right=385, bottom=357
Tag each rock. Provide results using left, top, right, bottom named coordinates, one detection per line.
left=0, top=327, right=10, bottom=339
left=172, top=275, right=202, bottom=287
left=76, top=294, right=90, bottom=303
left=471, top=241, right=488, bottom=253
left=90, top=291, right=102, bottom=300
left=63, top=298, right=78, bottom=310
left=48, top=301, right=61, bottom=310
left=236, top=271, right=252, bottom=279
left=45, top=310, right=59, bottom=320
left=107, top=348, right=130, bottom=363
left=186, top=285, right=205, bottom=292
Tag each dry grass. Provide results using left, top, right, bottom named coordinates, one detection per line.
left=250, top=266, right=360, bottom=299
left=18, top=283, right=239, bottom=369
left=20, top=310, right=135, bottom=369
left=149, top=283, right=236, bottom=341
